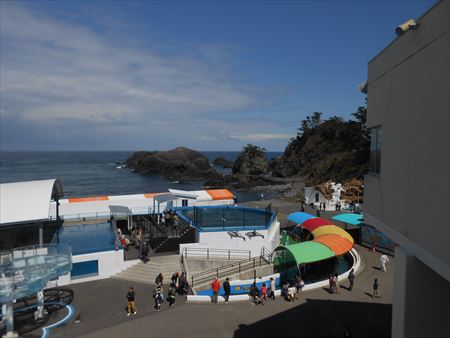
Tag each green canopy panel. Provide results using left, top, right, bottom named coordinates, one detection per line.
left=275, top=241, right=335, bottom=265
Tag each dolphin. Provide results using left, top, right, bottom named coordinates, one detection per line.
left=227, top=231, right=246, bottom=241
left=245, top=230, right=264, bottom=239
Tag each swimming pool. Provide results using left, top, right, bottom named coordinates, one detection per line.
left=174, top=206, right=275, bottom=231
left=55, top=222, right=117, bottom=255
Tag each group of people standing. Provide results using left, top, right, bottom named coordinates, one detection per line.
left=211, top=276, right=306, bottom=305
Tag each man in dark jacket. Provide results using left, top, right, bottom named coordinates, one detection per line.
left=126, top=287, right=136, bottom=316
left=223, top=278, right=231, bottom=304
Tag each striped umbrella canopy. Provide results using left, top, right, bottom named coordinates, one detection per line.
left=302, top=217, right=333, bottom=232
left=313, top=234, right=354, bottom=256
left=287, top=212, right=315, bottom=225
left=311, top=225, right=354, bottom=244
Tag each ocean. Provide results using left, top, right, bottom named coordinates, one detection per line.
left=0, top=151, right=283, bottom=202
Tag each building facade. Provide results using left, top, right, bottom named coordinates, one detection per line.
left=364, top=1, right=450, bottom=337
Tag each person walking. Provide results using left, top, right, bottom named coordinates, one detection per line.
left=167, top=285, right=176, bottom=308
left=380, top=254, right=390, bottom=272
left=171, top=272, right=179, bottom=288
left=179, top=272, right=188, bottom=295
left=153, top=284, right=164, bottom=311
left=211, top=277, right=221, bottom=304
left=373, top=278, right=380, bottom=298
left=348, top=269, right=355, bottom=291
left=155, top=273, right=164, bottom=286
left=261, top=283, right=268, bottom=300
left=126, top=287, right=137, bottom=316
left=269, top=277, right=276, bottom=300
left=223, top=277, right=231, bottom=304
left=328, top=274, right=334, bottom=294
left=333, top=273, right=340, bottom=294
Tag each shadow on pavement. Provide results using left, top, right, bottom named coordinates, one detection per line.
left=234, top=298, right=391, bottom=338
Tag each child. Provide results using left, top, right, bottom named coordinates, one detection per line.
left=261, top=283, right=268, bottom=300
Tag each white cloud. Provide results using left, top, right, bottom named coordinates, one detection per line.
left=0, top=2, right=296, bottom=150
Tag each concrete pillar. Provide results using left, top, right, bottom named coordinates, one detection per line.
left=392, top=246, right=450, bottom=338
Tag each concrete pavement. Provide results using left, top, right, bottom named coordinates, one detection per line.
left=26, top=245, right=394, bottom=338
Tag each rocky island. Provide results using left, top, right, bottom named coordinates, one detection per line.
left=125, top=147, right=220, bottom=180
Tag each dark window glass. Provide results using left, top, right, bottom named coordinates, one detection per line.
left=369, top=127, right=382, bottom=174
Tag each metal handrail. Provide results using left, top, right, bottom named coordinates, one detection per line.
left=181, top=247, right=251, bottom=260
left=189, top=252, right=272, bottom=288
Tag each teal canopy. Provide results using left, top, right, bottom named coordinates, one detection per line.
left=332, top=213, right=363, bottom=225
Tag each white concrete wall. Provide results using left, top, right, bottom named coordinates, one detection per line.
left=180, top=221, right=280, bottom=257
left=392, top=246, right=450, bottom=338
left=365, top=0, right=450, bottom=280
left=56, top=250, right=137, bottom=286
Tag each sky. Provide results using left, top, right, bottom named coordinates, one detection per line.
left=0, top=0, right=435, bottom=151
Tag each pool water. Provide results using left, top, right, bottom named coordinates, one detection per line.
left=56, top=222, right=117, bottom=255
left=174, top=206, right=274, bottom=230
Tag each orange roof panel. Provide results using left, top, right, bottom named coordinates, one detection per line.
left=206, top=189, right=235, bottom=200
left=313, top=234, right=353, bottom=256
left=68, top=196, right=109, bottom=203
left=144, top=193, right=164, bottom=198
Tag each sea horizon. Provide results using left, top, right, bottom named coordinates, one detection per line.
left=0, top=150, right=283, bottom=202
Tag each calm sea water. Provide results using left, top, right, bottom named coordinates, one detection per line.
left=0, top=151, right=282, bottom=202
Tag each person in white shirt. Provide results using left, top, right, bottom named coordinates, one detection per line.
left=380, top=254, right=390, bottom=272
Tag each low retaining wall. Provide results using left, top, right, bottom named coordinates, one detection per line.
left=187, top=247, right=361, bottom=303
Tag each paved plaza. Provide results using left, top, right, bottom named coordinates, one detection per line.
left=25, top=244, right=393, bottom=338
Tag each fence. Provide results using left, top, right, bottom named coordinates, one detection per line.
left=181, top=247, right=252, bottom=260
left=175, top=205, right=276, bottom=231
left=189, top=247, right=273, bottom=288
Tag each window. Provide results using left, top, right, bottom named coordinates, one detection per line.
left=71, top=260, right=99, bottom=279
left=369, top=126, right=382, bottom=174
left=182, top=199, right=188, bottom=207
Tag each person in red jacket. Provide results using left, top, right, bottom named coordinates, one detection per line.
left=211, top=277, right=221, bottom=304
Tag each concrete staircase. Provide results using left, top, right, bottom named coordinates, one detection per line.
left=112, top=254, right=182, bottom=285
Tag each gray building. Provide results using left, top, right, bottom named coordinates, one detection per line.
left=364, top=1, right=449, bottom=337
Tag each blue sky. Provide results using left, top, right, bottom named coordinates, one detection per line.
left=0, top=0, right=435, bottom=151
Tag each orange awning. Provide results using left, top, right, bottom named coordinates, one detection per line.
left=205, top=189, right=235, bottom=200
left=313, top=234, right=353, bottom=256
left=144, top=193, right=164, bottom=199
left=68, top=196, right=109, bottom=203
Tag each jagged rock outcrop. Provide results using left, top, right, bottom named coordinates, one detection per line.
left=125, top=147, right=218, bottom=179
left=212, top=157, right=234, bottom=169
left=232, top=145, right=269, bottom=176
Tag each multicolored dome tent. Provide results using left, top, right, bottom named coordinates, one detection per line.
left=273, top=214, right=354, bottom=280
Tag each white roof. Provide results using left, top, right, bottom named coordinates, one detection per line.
left=169, top=189, right=212, bottom=201
left=0, top=179, right=63, bottom=225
